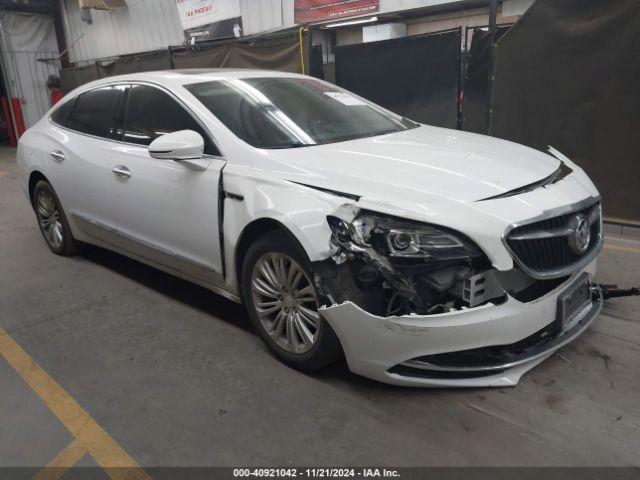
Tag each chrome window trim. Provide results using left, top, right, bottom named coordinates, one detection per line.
left=501, top=196, right=603, bottom=280
left=48, top=80, right=225, bottom=159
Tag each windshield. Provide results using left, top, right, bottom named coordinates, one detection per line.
left=185, top=77, right=417, bottom=149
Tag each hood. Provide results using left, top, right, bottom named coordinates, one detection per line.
left=259, top=125, right=560, bottom=204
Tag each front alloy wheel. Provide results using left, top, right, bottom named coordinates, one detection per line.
left=241, top=230, right=341, bottom=371
left=251, top=252, right=320, bottom=354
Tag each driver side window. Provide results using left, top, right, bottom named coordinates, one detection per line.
left=124, top=84, right=220, bottom=156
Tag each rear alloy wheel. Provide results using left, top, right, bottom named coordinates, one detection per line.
left=33, top=180, right=81, bottom=256
left=36, top=189, right=64, bottom=250
left=241, top=230, right=341, bottom=371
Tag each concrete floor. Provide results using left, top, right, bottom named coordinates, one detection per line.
left=1, top=145, right=639, bottom=469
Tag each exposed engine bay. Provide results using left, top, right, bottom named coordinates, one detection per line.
left=313, top=207, right=577, bottom=317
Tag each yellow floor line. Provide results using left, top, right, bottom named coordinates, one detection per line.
left=0, top=326, right=151, bottom=480
left=604, top=243, right=640, bottom=254
left=33, top=438, right=87, bottom=480
left=0, top=171, right=8, bottom=177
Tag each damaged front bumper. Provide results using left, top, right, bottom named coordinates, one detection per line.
left=320, top=262, right=602, bottom=387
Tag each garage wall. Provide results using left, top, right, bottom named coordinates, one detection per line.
left=60, top=0, right=184, bottom=64
left=0, top=12, right=61, bottom=129
left=334, top=1, right=528, bottom=48
left=240, top=0, right=295, bottom=36
left=61, top=0, right=296, bottom=64
left=61, top=1, right=535, bottom=65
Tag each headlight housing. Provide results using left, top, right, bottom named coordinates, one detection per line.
left=385, top=227, right=472, bottom=258
left=328, top=211, right=483, bottom=261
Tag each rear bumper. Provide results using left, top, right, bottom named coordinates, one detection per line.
left=320, top=261, right=600, bottom=387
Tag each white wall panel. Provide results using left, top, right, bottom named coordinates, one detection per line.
left=0, top=12, right=61, bottom=128
left=62, top=0, right=298, bottom=62
left=239, top=0, right=294, bottom=35
left=61, top=0, right=184, bottom=63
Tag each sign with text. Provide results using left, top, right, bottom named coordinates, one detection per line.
left=294, top=0, right=379, bottom=24
left=175, top=0, right=242, bottom=42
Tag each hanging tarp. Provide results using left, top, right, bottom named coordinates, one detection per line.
left=97, top=50, right=172, bottom=78
left=172, top=35, right=303, bottom=73
left=0, top=12, right=60, bottom=129
left=309, top=45, right=324, bottom=79
left=171, top=44, right=230, bottom=69
left=489, top=0, right=640, bottom=223
left=462, top=26, right=510, bottom=134
left=335, top=30, right=461, bottom=128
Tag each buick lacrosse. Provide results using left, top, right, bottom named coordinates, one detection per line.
left=17, top=69, right=603, bottom=387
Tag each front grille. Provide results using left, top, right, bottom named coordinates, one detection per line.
left=505, top=202, right=601, bottom=276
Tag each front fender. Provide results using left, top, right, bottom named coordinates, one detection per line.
left=221, top=166, right=355, bottom=292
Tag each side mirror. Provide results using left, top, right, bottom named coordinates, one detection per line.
left=148, top=130, right=204, bottom=160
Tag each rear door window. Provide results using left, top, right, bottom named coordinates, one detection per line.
left=123, top=84, right=219, bottom=156
left=66, top=85, right=126, bottom=139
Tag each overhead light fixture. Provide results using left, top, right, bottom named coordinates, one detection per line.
left=324, top=16, right=378, bottom=29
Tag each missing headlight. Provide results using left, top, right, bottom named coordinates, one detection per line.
left=320, top=210, right=501, bottom=316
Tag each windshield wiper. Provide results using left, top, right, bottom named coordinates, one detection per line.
left=263, top=142, right=309, bottom=149
left=365, top=129, right=399, bottom=137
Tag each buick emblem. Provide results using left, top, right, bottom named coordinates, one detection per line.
left=568, top=214, right=591, bottom=255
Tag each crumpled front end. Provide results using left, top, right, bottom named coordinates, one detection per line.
left=321, top=264, right=602, bottom=387
left=314, top=197, right=604, bottom=387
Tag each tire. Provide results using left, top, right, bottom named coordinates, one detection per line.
left=33, top=180, right=81, bottom=256
left=241, top=230, right=342, bottom=371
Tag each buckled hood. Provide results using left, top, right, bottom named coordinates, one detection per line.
left=261, top=125, right=561, bottom=204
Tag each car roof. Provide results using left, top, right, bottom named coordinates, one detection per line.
left=83, top=68, right=304, bottom=90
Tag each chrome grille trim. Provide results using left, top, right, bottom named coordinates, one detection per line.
left=502, top=197, right=603, bottom=279
left=508, top=206, right=599, bottom=241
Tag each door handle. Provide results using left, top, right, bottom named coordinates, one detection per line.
left=50, top=150, right=65, bottom=162
left=112, top=165, right=131, bottom=179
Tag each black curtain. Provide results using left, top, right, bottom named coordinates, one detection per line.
left=172, top=35, right=303, bottom=73
left=98, top=50, right=172, bottom=78
left=489, top=0, right=640, bottom=222
left=60, top=34, right=309, bottom=92
left=309, top=45, right=324, bottom=79
left=462, top=26, right=510, bottom=134
left=335, top=30, right=461, bottom=128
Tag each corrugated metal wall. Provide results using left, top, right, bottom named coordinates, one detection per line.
left=240, top=0, right=294, bottom=36
left=61, top=0, right=184, bottom=64
left=62, top=0, right=295, bottom=64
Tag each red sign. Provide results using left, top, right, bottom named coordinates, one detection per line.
left=294, top=0, right=379, bottom=24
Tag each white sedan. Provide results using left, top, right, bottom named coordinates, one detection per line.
left=17, top=69, right=603, bottom=387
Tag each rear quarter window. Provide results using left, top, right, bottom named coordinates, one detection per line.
left=50, top=98, right=75, bottom=127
